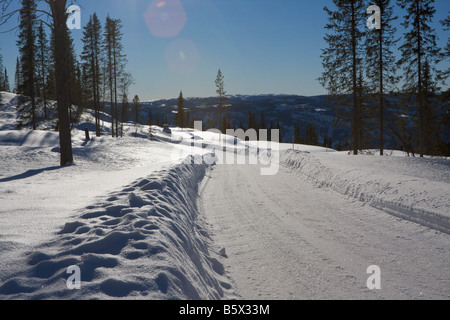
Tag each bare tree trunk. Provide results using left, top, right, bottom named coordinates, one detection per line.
left=49, top=0, right=73, bottom=166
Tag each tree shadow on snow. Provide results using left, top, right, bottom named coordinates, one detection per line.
left=0, top=166, right=62, bottom=183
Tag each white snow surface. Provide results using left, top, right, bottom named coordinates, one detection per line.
left=281, top=150, right=450, bottom=234
left=0, top=92, right=449, bottom=300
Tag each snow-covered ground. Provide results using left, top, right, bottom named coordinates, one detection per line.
left=0, top=92, right=448, bottom=300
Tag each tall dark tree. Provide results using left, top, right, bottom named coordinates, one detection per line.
left=3, top=68, right=10, bottom=92
left=397, top=0, right=441, bottom=157
left=104, top=16, right=126, bottom=137
left=36, top=21, right=49, bottom=119
left=215, top=69, right=227, bottom=130
left=17, top=0, right=38, bottom=130
left=1, top=0, right=74, bottom=165
left=0, top=51, right=7, bottom=97
left=176, top=90, right=185, bottom=129
left=365, top=0, right=399, bottom=155
left=81, top=13, right=103, bottom=136
left=14, top=57, right=21, bottom=94
left=440, top=13, right=449, bottom=82
left=48, top=0, right=74, bottom=165
left=319, top=0, right=366, bottom=155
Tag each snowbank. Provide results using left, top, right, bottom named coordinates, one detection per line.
left=0, top=155, right=234, bottom=300
left=281, top=150, right=450, bottom=234
left=0, top=130, right=60, bottom=147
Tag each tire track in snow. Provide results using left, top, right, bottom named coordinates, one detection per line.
left=201, top=163, right=450, bottom=300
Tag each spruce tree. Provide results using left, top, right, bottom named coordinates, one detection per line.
left=397, top=0, right=441, bottom=157
left=215, top=69, right=227, bottom=130
left=3, top=68, right=10, bottom=92
left=36, top=21, right=49, bottom=119
left=17, top=0, right=38, bottom=130
left=176, top=90, right=185, bottom=128
left=104, top=16, right=126, bottom=137
left=82, top=13, right=103, bottom=136
left=365, top=0, right=399, bottom=156
left=319, top=0, right=366, bottom=155
left=14, top=57, right=21, bottom=94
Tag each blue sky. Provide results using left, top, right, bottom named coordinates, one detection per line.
left=1, top=0, right=449, bottom=100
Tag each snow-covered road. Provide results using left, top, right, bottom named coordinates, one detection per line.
left=201, top=162, right=450, bottom=300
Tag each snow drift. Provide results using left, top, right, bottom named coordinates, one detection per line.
left=0, top=154, right=234, bottom=300
left=281, top=150, right=450, bottom=234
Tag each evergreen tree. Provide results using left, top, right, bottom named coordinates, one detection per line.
left=319, top=0, right=366, bottom=154
left=36, top=21, right=49, bottom=119
left=104, top=16, right=126, bottom=137
left=215, top=69, right=227, bottom=130
left=14, top=57, right=22, bottom=94
left=365, top=0, right=399, bottom=155
left=397, top=0, right=441, bottom=157
left=3, top=68, right=10, bottom=92
left=176, top=90, right=185, bottom=128
left=215, top=69, right=227, bottom=109
left=440, top=12, right=449, bottom=83
left=17, top=0, right=38, bottom=130
left=81, top=13, right=103, bottom=136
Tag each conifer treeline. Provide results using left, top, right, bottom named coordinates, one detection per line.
left=12, top=0, right=133, bottom=139
left=319, top=0, right=449, bottom=157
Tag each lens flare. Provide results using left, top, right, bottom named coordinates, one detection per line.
left=165, top=38, right=200, bottom=74
left=145, top=0, right=187, bottom=38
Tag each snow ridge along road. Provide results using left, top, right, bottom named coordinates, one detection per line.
left=282, top=150, right=450, bottom=235
left=0, top=155, right=235, bottom=300
left=201, top=160, right=449, bottom=300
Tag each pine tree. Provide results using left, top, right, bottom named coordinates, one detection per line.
left=176, top=90, right=185, bottom=128
left=215, top=69, right=227, bottom=130
left=397, top=0, right=441, bottom=157
left=365, top=0, right=399, bottom=155
left=104, top=16, right=115, bottom=137
left=14, top=57, right=21, bottom=94
left=319, top=0, right=366, bottom=155
left=17, top=0, right=38, bottom=130
left=36, top=21, right=49, bottom=119
left=81, top=13, right=103, bottom=136
left=3, top=68, right=10, bottom=92
left=439, top=13, right=449, bottom=83
left=104, top=16, right=126, bottom=137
